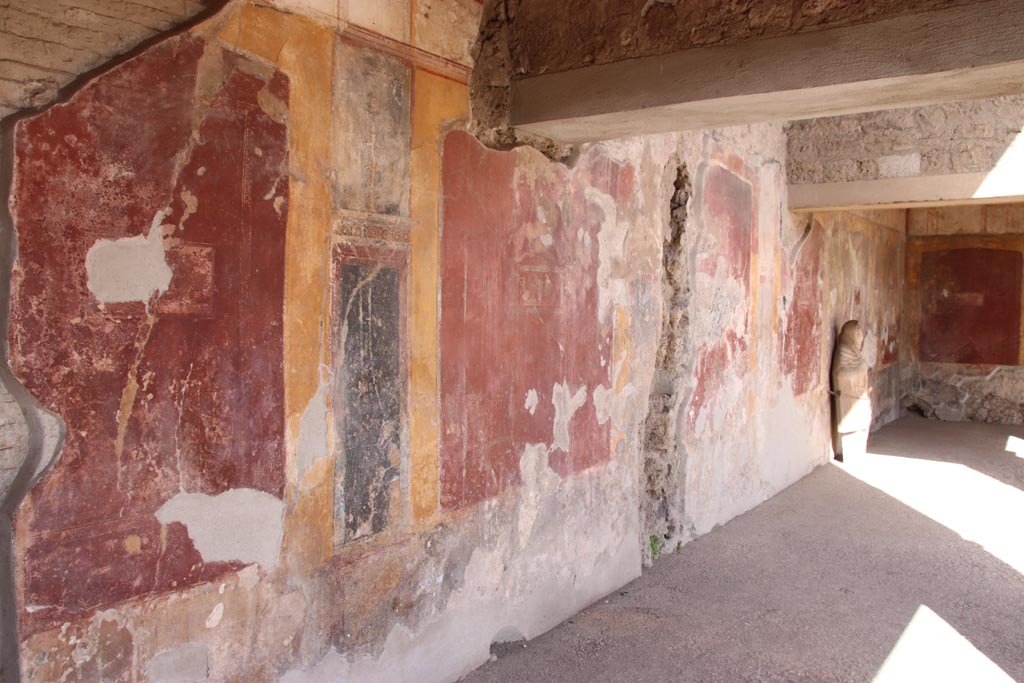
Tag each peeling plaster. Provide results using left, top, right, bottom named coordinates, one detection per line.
left=550, top=382, right=587, bottom=453
left=590, top=186, right=629, bottom=323
left=281, top=441, right=640, bottom=683
left=524, top=389, right=538, bottom=415
left=146, top=643, right=209, bottom=682
left=155, top=489, right=284, bottom=570
left=85, top=209, right=173, bottom=303
left=295, top=375, right=331, bottom=484
left=592, top=385, right=612, bottom=425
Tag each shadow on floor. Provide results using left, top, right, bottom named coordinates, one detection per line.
left=463, top=416, right=1024, bottom=683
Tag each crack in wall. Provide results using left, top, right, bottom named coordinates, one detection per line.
left=641, top=161, right=690, bottom=560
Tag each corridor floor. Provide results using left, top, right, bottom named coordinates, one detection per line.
left=462, top=416, right=1024, bottom=682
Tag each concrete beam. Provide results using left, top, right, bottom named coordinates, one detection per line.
left=791, top=129, right=1024, bottom=210
left=789, top=173, right=1024, bottom=212
left=510, top=0, right=1024, bottom=144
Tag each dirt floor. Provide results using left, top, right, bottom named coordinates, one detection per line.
left=462, top=416, right=1024, bottom=682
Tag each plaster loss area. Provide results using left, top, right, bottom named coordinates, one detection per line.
left=2, top=0, right=1024, bottom=682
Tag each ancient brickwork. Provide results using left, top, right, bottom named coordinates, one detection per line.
left=641, top=165, right=690, bottom=554
left=909, top=204, right=1024, bottom=237
left=912, top=363, right=1024, bottom=424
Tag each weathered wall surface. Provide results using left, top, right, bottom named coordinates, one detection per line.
left=656, top=124, right=832, bottom=543
left=5, top=2, right=674, bottom=681
left=5, top=1, right=840, bottom=680
left=787, top=96, right=1024, bottom=185
left=815, top=209, right=908, bottom=429
left=11, top=31, right=290, bottom=635
left=0, top=0, right=226, bottom=119
left=471, top=0, right=988, bottom=149
left=905, top=204, right=1024, bottom=424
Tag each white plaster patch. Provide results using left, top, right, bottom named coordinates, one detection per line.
left=592, top=384, right=612, bottom=425
left=876, top=153, right=922, bottom=178
left=146, top=643, right=209, bottom=683
left=85, top=209, right=173, bottom=303
left=296, top=375, right=332, bottom=484
left=862, top=328, right=879, bottom=368
left=205, top=602, right=224, bottom=628
left=551, top=381, right=587, bottom=453
left=539, top=234, right=553, bottom=247
left=524, top=389, right=539, bottom=415
left=516, top=443, right=560, bottom=543
left=587, top=186, right=628, bottom=322
left=155, top=488, right=284, bottom=569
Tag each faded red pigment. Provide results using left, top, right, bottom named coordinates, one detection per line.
left=439, top=132, right=623, bottom=509
left=686, top=160, right=754, bottom=437
left=9, top=35, right=289, bottom=633
left=783, top=221, right=825, bottom=396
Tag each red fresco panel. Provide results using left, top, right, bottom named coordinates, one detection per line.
left=918, top=248, right=1022, bottom=365
left=698, top=165, right=753, bottom=289
left=440, top=132, right=613, bottom=510
left=686, top=162, right=755, bottom=438
left=9, top=35, right=289, bottom=633
left=782, top=220, right=824, bottom=395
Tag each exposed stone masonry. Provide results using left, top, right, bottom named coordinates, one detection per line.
left=642, top=162, right=690, bottom=559
left=787, top=95, right=1024, bottom=185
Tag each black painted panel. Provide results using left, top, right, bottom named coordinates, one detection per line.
left=335, top=264, right=401, bottom=542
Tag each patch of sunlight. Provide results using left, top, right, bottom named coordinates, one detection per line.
left=838, top=452, right=1024, bottom=575
left=974, top=127, right=1024, bottom=199
left=1005, top=435, right=1024, bottom=459
left=874, top=605, right=1013, bottom=683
